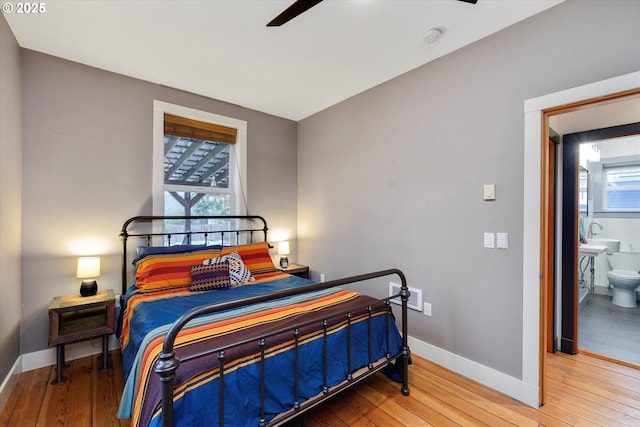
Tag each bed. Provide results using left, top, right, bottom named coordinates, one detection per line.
left=116, top=215, right=410, bottom=427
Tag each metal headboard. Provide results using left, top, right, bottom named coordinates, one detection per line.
left=120, top=215, right=269, bottom=295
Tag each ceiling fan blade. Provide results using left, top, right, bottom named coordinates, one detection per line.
left=458, top=0, right=478, bottom=3
left=267, top=0, right=324, bottom=27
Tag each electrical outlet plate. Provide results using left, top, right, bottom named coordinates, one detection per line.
left=389, top=282, right=422, bottom=311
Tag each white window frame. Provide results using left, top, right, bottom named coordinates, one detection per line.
left=153, top=100, right=247, bottom=217
left=602, top=162, right=640, bottom=212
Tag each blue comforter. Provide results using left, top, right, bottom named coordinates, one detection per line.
left=117, top=274, right=403, bottom=427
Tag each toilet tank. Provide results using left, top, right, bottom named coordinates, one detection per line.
left=606, top=251, right=640, bottom=271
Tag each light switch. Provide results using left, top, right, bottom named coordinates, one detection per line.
left=483, top=184, right=496, bottom=201
left=484, top=232, right=495, bottom=248
left=497, top=232, right=509, bottom=249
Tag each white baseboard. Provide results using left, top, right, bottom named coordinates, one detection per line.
left=0, top=356, right=22, bottom=414
left=409, top=336, right=538, bottom=408
left=21, top=335, right=121, bottom=373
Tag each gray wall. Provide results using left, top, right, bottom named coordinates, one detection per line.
left=297, top=0, right=640, bottom=379
left=0, top=14, right=22, bottom=383
left=20, top=51, right=298, bottom=354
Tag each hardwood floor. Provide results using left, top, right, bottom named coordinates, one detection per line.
left=0, top=350, right=129, bottom=427
left=2, top=350, right=640, bottom=426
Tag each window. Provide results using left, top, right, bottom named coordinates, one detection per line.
left=603, top=163, right=640, bottom=211
left=163, top=113, right=235, bottom=217
left=153, top=101, right=247, bottom=219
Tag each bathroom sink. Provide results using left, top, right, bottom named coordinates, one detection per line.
left=586, top=238, right=621, bottom=252
left=579, top=243, right=608, bottom=256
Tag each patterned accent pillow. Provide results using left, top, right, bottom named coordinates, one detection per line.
left=190, top=261, right=231, bottom=292
left=204, top=252, right=255, bottom=287
left=220, top=242, right=276, bottom=274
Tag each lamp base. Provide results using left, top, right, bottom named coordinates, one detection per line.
left=80, top=280, right=98, bottom=297
left=279, top=256, right=289, bottom=268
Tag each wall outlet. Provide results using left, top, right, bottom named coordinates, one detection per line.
left=389, top=282, right=423, bottom=312
left=423, top=302, right=432, bottom=316
left=320, top=273, right=325, bottom=282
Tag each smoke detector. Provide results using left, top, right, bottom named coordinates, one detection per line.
left=423, top=27, right=445, bottom=44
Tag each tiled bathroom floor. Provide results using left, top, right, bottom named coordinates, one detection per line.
left=579, top=293, right=640, bottom=365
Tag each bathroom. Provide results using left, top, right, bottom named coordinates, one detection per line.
left=577, top=132, right=640, bottom=365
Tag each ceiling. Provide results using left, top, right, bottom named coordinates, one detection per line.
left=5, top=0, right=563, bottom=121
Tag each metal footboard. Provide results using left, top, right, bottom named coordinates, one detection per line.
left=154, top=269, right=411, bottom=427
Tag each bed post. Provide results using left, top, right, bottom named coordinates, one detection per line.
left=398, top=270, right=411, bottom=396
left=154, top=350, right=179, bottom=427
left=119, top=228, right=128, bottom=297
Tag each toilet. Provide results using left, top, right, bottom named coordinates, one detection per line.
left=606, top=252, right=640, bottom=308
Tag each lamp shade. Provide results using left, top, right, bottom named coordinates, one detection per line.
left=77, top=256, right=100, bottom=278
left=277, top=241, right=290, bottom=255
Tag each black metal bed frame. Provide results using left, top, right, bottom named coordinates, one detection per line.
left=120, top=215, right=271, bottom=294
left=120, top=216, right=411, bottom=427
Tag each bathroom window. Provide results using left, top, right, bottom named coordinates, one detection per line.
left=602, top=163, right=640, bottom=211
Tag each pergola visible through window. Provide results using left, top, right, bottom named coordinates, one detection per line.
left=163, top=114, right=237, bottom=217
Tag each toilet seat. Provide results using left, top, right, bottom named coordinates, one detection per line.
left=608, top=269, right=640, bottom=284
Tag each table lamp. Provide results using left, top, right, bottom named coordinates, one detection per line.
left=277, top=241, right=290, bottom=268
left=77, top=256, right=100, bottom=296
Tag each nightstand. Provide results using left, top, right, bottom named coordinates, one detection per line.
left=48, top=289, right=115, bottom=385
left=278, top=263, right=309, bottom=279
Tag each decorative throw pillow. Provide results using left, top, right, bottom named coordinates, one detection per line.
left=220, top=242, right=276, bottom=274
left=134, top=244, right=221, bottom=264
left=190, top=261, right=231, bottom=292
left=204, top=252, right=255, bottom=287
left=134, top=248, right=222, bottom=292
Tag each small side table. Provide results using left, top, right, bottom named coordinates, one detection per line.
left=48, top=289, right=115, bottom=385
left=278, top=263, right=310, bottom=279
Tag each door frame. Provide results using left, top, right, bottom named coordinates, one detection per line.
left=522, top=71, right=640, bottom=407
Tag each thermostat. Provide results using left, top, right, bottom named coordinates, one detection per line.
left=483, top=184, right=496, bottom=201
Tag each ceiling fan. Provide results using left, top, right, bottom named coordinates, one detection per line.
left=267, top=0, right=478, bottom=27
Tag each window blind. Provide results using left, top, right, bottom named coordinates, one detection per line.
left=604, top=163, right=640, bottom=210
left=164, top=114, right=237, bottom=144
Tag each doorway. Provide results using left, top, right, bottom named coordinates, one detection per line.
left=556, top=122, right=640, bottom=357
left=522, top=71, right=640, bottom=407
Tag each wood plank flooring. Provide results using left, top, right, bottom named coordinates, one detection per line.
left=1, top=350, right=129, bottom=427
left=2, top=350, right=639, bottom=426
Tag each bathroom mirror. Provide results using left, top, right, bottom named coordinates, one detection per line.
left=579, top=166, right=589, bottom=214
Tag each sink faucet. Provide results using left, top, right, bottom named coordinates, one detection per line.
left=588, top=222, right=603, bottom=239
